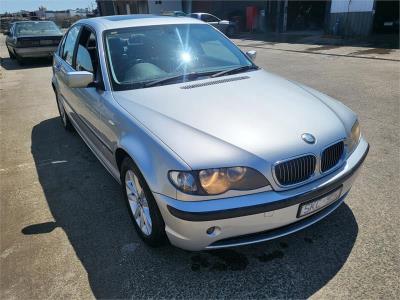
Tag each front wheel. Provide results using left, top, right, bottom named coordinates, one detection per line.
left=16, top=55, right=25, bottom=65
left=55, top=90, right=74, bottom=131
left=8, top=48, right=16, bottom=59
left=121, top=157, right=167, bottom=247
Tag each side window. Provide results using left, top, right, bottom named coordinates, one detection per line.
left=74, top=28, right=100, bottom=80
left=62, top=25, right=81, bottom=66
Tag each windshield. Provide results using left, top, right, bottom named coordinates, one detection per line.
left=15, top=21, right=62, bottom=36
left=104, top=24, right=254, bottom=90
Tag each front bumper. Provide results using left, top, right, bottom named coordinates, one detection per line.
left=154, top=138, right=369, bottom=251
left=14, top=46, right=57, bottom=58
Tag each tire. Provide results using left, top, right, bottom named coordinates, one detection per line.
left=8, top=48, right=16, bottom=59
left=16, top=55, right=25, bottom=65
left=226, top=26, right=235, bottom=37
left=55, top=90, right=74, bottom=131
left=121, top=156, right=167, bottom=247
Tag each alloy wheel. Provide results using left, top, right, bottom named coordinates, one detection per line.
left=125, top=170, right=152, bottom=236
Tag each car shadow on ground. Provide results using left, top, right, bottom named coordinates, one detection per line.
left=0, top=56, right=52, bottom=70
left=27, top=117, right=359, bottom=299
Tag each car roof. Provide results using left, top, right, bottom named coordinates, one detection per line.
left=77, top=14, right=203, bottom=31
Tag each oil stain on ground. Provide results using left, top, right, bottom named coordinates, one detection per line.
left=350, top=48, right=394, bottom=55
left=306, top=45, right=341, bottom=52
left=255, top=250, right=284, bottom=262
left=280, top=242, right=289, bottom=249
left=191, top=249, right=249, bottom=272
left=304, top=237, right=314, bottom=244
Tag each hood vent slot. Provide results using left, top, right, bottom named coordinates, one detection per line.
left=180, top=76, right=250, bottom=89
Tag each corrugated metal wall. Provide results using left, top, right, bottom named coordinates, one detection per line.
left=328, top=0, right=375, bottom=36
left=330, top=0, right=374, bottom=13
left=329, top=11, right=374, bottom=36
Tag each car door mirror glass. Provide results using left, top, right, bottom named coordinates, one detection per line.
left=64, top=71, right=94, bottom=88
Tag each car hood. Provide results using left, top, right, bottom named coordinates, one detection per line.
left=113, top=69, right=355, bottom=170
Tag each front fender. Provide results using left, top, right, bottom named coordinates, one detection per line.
left=117, top=127, right=190, bottom=199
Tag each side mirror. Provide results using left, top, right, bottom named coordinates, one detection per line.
left=4, top=30, right=10, bottom=36
left=64, top=71, right=94, bottom=88
left=246, top=50, right=257, bottom=61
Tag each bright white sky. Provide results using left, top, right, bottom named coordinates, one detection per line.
left=0, top=0, right=96, bottom=13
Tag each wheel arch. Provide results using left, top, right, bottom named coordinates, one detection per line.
left=115, top=147, right=130, bottom=172
left=114, top=132, right=188, bottom=198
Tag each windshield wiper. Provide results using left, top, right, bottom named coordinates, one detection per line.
left=144, top=71, right=215, bottom=88
left=211, top=65, right=258, bottom=78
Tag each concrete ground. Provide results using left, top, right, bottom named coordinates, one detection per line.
left=1, top=35, right=399, bottom=299
left=232, top=37, right=400, bottom=61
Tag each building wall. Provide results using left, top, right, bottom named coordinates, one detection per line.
left=97, top=1, right=117, bottom=16
left=329, top=0, right=375, bottom=36
left=147, top=0, right=182, bottom=14
left=97, top=0, right=181, bottom=16
left=97, top=0, right=149, bottom=16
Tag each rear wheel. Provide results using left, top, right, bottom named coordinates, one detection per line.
left=121, top=157, right=167, bottom=247
left=55, top=90, right=73, bottom=131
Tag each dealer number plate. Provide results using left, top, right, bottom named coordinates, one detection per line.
left=298, top=187, right=342, bottom=218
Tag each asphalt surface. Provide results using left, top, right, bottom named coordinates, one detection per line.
left=1, top=35, right=399, bottom=299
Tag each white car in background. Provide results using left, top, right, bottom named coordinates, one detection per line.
left=190, top=12, right=236, bottom=36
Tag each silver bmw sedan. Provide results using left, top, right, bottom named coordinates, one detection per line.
left=51, top=15, right=369, bottom=251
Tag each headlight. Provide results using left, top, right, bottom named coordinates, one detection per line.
left=168, top=171, right=198, bottom=193
left=169, top=167, right=269, bottom=195
left=347, top=120, right=361, bottom=154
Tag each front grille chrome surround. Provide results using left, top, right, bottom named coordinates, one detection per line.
left=274, top=155, right=316, bottom=186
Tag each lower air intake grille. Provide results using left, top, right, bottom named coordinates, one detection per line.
left=321, top=141, right=344, bottom=172
left=275, top=155, right=316, bottom=186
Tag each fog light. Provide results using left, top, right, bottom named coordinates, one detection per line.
left=206, top=226, right=221, bottom=237
left=206, top=227, right=215, bottom=234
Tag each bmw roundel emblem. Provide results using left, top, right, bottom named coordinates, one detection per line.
left=301, top=133, right=316, bottom=144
